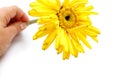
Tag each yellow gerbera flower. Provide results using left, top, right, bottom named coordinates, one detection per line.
left=28, top=0, right=100, bottom=59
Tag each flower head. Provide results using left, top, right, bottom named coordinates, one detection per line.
left=29, top=0, right=100, bottom=59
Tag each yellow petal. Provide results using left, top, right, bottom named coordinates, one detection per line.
left=77, top=16, right=90, bottom=21
left=85, top=5, right=94, bottom=11
left=33, top=30, right=49, bottom=40
left=56, top=0, right=61, bottom=7
left=61, top=28, right=69, bottom=53
left=57, top=46, right=63, bottom=54
left=71, top=0, right=88, bottom=3
left=65, top=33, right=74, bottom=56
left=77, top=32, right=92, bottom=49
left=70, top=33, right=84, bottom=53
left=67, top=25, right=85, bottom=33
left=38, top=23, right=57, bottom=32
left=81, top=28, right=98, bottom=37
left=90, top=36, right=98, bottom=43
left=71, top=39, right=79, bottom=57
left=37, top=16, right=58, bottom=24
left=55, top=28, right=61, bottom=50
left=29, top=9, right=56, bottom=17
left=65, top=33, right=78, bottom=57
left=28, top=9, right=41, bottom=17
left=79, top=11, right=98, bottom=15
left=71, top=0, right=88, bottom=9
left=42, top=30, right=57, bottom=50
left=56, top=27, right=65, bottom=54
left=37, top=0, right=60, bottom=11
left=63, top=51, right=70, bottom=60
left=88, top=26, right=101, bottom=34
left=70, top=33, right=78, bottom=41
left=63, top=0, right=70, bottom=7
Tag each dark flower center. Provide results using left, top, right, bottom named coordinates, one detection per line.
left=65, top=15, right=70, bottom=21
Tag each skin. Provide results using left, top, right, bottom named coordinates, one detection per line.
left=0, top=6, right=29, bottom=57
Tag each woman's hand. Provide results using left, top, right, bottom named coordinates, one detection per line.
left=0, top=6, right=29, bottom=57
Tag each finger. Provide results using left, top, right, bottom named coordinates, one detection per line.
left=5, top=22, right=27, bottom=41
left=0, top=6, right=29, bottom=27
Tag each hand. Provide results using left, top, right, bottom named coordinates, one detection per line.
left=0, top=6, right=29, bottom=57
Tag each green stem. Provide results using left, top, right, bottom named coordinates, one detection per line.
left=27, top=19, right=38, bottom=26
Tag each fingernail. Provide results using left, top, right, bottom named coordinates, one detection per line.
left=20, top=22, right=27, bottom=30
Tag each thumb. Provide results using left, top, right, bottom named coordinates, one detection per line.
left=6, top=22, right=27, bottom=41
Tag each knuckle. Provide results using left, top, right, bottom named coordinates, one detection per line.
left=11, top=5, right=18, bottom=10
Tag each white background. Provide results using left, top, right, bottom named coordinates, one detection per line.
left=0, top=0, right=120, bottom=80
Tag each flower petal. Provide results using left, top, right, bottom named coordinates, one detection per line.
left=42, top=30, right=57, bottom=50
left=77, top=32, right=92, bottom=49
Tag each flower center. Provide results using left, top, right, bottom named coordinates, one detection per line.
left=58, top=7, right=76, bottom=29
left=65, top=15, right=70, bottom=21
